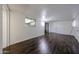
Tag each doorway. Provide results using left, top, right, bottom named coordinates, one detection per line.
left=45, top=23, right=49, bottom=35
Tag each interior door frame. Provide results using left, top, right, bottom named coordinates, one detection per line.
left=2, top=5, right=10, bottom=50
left=45, top=22, right=49, bottom=35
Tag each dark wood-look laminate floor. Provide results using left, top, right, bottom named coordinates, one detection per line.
left=3, top=32, right=79, bottom=54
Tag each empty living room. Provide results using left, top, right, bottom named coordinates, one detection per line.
left=2, top=4, right=79, bottom=54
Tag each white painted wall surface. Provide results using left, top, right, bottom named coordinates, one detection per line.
left=49, top=21, right=73, bottom=35
left=72, top=15, right=79, bottom=42
left=0, top=5, right=2, bottom=53
left=24, top=19, right=44, bottom=40
left=72, top=27, right=79, bottom=42
left=10, top=11, right=44, bottom=45
left=10, top=11, right=25, bottom=45
left=49, top=20, right=79, bottom=42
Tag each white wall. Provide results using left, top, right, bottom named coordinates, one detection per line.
left=10, top=11, right=44, bottom=45
left=24, top=19, right=44, bottom=40
left=49, top=21, right=73, bottom=35
left=72, top=15, right=79, bottom=42
left=49, top=19, right=79, bottom=42
left=0, top=5, right=2, bottom=53
left=10, top=11, right=25, bottom=45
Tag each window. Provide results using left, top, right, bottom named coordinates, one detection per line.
left=25, top=17, right=36, bottom=26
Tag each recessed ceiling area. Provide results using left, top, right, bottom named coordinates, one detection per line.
left=8, top=4, right=79, bottom=22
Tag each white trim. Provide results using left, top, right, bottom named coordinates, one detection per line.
left=2, top=5, right=10, bottom=48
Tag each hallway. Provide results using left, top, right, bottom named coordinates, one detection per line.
left=2, top=4, right=79, bottom=54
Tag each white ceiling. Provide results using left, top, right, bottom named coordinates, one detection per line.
left=8, top=4, right=79, bottom=22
